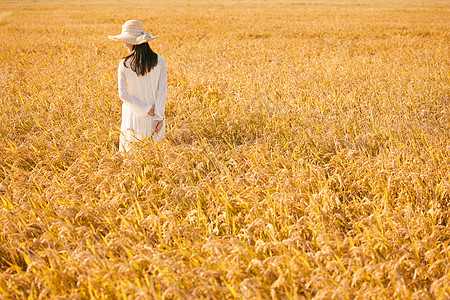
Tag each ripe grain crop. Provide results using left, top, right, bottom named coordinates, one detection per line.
left=0, top=0, right=449, bottom=299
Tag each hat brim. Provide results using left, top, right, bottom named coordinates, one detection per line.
left=108, top=34, right=157, bottom=45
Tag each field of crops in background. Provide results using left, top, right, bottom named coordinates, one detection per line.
left=0, top=0, right=449, bottom=298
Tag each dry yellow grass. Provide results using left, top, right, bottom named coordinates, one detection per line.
left=0, top=0, right=449, bottom=298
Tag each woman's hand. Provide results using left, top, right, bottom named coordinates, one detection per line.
left=148, top=106, right=155, bottom=116
left=153, top=120, right=163, bottom=133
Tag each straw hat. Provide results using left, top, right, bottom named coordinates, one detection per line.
left=109, top=20, right=157, bottom=45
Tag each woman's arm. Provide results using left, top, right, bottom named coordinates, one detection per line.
left=118, top=61, right=153, bottom=117
left=154, top=58, right=167, bottom=122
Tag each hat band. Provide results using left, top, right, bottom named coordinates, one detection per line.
left=123, top=29, right=150, bottom=42
left=114, top=29, right=157, bottom=42
left=123, top=29, right=145, bottom=35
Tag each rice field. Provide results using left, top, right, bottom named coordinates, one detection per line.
left=0, top=0, right=449, bottom=298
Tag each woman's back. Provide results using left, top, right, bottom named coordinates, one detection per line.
left=120, top=55, right=166, bottom=105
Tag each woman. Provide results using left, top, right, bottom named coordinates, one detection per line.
left=109, top=20, right=167, bottom=152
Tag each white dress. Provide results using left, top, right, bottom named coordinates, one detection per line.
left=117, top=55, right=167, bottom=152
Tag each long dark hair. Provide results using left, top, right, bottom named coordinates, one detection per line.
left=124, top=43, right=158, bottom=76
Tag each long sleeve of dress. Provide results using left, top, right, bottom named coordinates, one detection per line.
left=154, top=59, right=167, bottom=122
left=118, top=62, right=153, bottom=117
